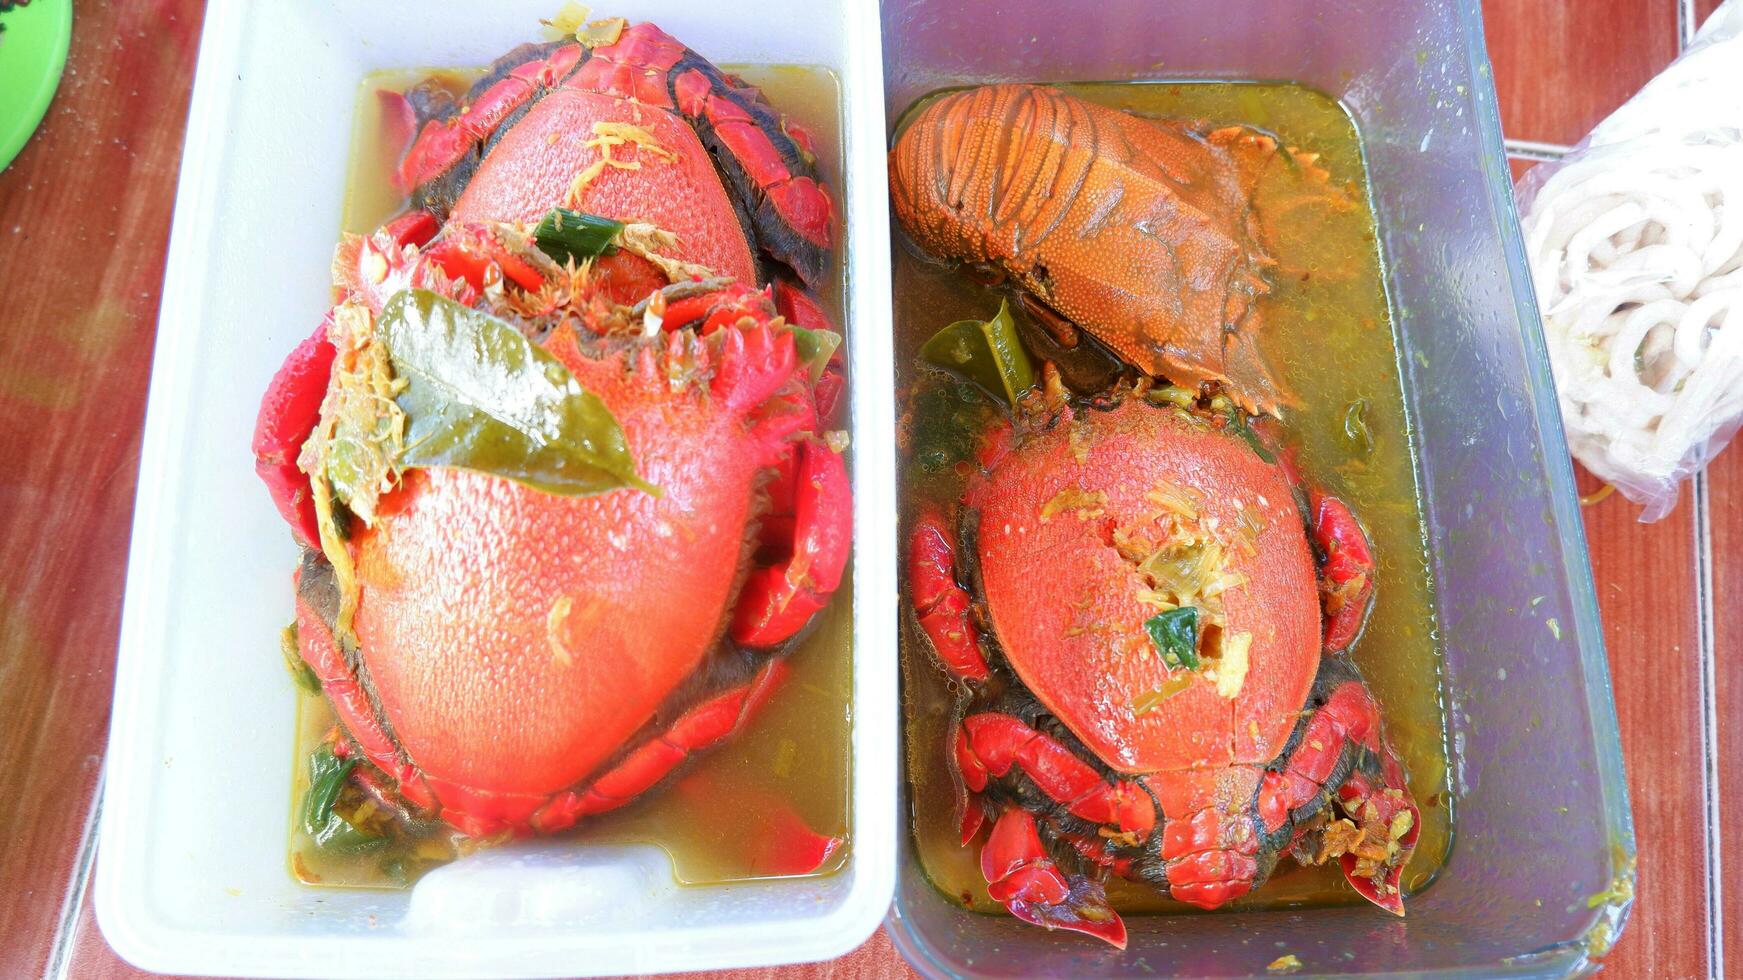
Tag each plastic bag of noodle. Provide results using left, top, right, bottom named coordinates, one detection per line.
left=1515, top=0, right=1743, bottom=521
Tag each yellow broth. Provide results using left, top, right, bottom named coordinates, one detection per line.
left=895, top=81, right=1451, bottom=915
left=289, top=63, right=853, bottom=889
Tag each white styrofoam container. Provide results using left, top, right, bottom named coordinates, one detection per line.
left=95, top=2, right=896, bottom=976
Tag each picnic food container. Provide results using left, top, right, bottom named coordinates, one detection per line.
left=95, top=1, right=897, bottom=976
left=879, top=0, right=1636, bottom=976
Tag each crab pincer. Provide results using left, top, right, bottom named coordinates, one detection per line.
left=983, top=808, right=1128, bottom=948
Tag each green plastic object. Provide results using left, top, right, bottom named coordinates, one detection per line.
left=0, top=0, right=72, bottom=171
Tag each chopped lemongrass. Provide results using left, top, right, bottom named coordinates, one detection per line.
left=1146, top=483, right=1200, bottom=518
left=1132, top=673, right=1194, bottom=716
left=575, top=16, right=626, bottom=47
left=1040, top=485, right=1108, bottom=523
left=543, top=2, right=591, bottom=38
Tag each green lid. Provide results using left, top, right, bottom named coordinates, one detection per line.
left=0, top=0, right=72, bottom=171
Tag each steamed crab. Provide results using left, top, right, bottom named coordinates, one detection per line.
left=253, top=21, right=849, bottom=842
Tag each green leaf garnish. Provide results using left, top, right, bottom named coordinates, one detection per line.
left=788, top=323, right=842, bottom=385
left=380, top=289, right=657, bottom=499
left=919, top=299, right=1036, bottom=406
left=310, top=812, right=390, bottom=854
left=533, top=207, right=627, bottom=265
left=1145, top=606, right=1201, bottom=670
left=280, top=624, right=321, bottom=695
left=301, top=744, right=386, bottom=852
left=302, top=744, right=356, bottom=836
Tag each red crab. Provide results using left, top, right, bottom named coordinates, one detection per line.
left=907, top=383, right=1417, bottom=948
left=251, top=23, right=849, bottom=841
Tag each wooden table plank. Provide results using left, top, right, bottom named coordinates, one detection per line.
left=1708, top=447, right=1742, bottom=978
left=1504, top=150, right=1713, bottom=980
left=1481, top=0, right=1679, bottom=145
left=1573, top=467, right=1711, bottom=978
left=0, top=1, right=204, bottom=976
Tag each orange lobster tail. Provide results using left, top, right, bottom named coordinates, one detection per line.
left=890, top=83, right=1290, bottom=414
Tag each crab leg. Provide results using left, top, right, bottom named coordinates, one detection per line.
left=957, top=713, right=1156, bottom=839
left=908, top=510, right=991, bottom=682
left=677, top=287, right=783, bottom=339
left=731, top=437, right=852, bottom=647
left=253, top=321, right=337, bottom=548
left=293, top=585, right=437, bottom=814
left=397, top=42, right=586, bottom=194
left=1254, top=656, right=1420, bottom=913
left=980, top=807, right=1128, bottom=948
left=530, top=659, right=789, bottom=834
left=1309, top=490, right=1376, bottom=652
left=668, top=51, right=834, bottom=286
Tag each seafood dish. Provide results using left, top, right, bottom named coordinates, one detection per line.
left=251, top=15, right=851, bottom=879
left=892, top=83, right=1424, bottom=947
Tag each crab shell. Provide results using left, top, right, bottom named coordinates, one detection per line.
left=967, top=399, right=1320, bottom=774
left=338, top=323, right=809, bottom=832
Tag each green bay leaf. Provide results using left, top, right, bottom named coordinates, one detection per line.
left=379, top=289, right=656, bottom=498
left=919, top=299, right=1035, bottom=406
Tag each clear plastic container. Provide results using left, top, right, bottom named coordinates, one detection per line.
left=880, top=0, right=1635, bottom=976
left=95, top=1, right=897, bottom=977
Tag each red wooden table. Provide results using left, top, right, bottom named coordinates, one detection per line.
left=0, top=1, right=1734, bottom=977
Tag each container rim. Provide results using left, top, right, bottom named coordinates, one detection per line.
left=883, top=0, right=1636, bottom=975
left=94, top=0, right=900, bottom=976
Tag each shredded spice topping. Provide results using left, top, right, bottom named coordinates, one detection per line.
left=541, top=3, right=626, bottom=47
left=1116, top=475, right=1255, bottom=704
left=567, top=121, right=678, bottom=208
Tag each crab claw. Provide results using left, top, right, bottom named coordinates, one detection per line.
left=982, top=808, right=1127, bottom=949
left=731, top=438, right=851, bottom=648
left=750, top=799, right=844, bottom=876
left=1310, top=490, right=1375, bottom=651
left=253, top=320, right=336, bottom=547
left=667, top=767, right=843, bottom=876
